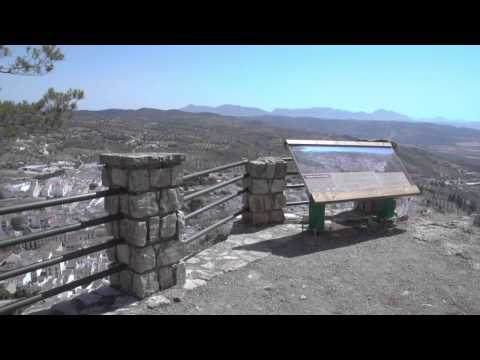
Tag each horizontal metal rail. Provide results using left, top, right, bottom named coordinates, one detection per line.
left=287, top=172, right=300, bottom=175
left=185, top=189, right=246, bottom=221
left=286, top=183, right=305, bottom=189
left=286, top=201, right=309, bottom=206
left=0, top=263, right=127, bottom=315
left=184, top=175, right=246, bottom=202
left=0, top=237, right=122, bottom=282
left=282, top=157, right=293, bottom=161
left=182, top=160, right=248, bottom=182
left=0, top=188, right=125, bottom=217
left=0, top=214, right=121, bottom=250
left=183, top=208, right=246, bottom=246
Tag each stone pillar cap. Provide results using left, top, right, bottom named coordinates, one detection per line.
left=99, top=152, right=186, bottom=168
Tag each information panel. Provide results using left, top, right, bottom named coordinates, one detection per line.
left=286, top=139, right=420, bottom=204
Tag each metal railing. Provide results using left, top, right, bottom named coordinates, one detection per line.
left=184, top=174, right=246, bottom=201
left=286, top=200, right=309, bottom=206
left=182, top=160, right=248, bottom=247
left=0, top=264, right=126, bottom=315
left=286, top=184, right=305, bottom=189
left=185, top=189, right=246, bottom=221
left=0, top=214, right=121, bottom=250
left=182, top=159, right=248, bottom=182
left=0, top=189, right=124, bottom=315
left=0, top=188, right=125, bottom=216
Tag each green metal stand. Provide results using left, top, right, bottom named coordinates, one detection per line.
left=309, top=202, right=325, bottom=231
left=375, top=198, right=396, bottom=221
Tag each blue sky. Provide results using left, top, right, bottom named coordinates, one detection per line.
left=1, top=45, right=479, bottom=121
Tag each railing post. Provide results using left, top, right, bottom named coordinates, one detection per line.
left=100, top=153, right=186, bottom=299
left=242, top=157, right=287, bottom=226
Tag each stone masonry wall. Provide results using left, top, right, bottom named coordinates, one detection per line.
left=242, top=157, right=287, bottom=226
left=100, top=153, right=187, bottom=298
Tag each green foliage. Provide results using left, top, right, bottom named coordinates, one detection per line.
left=0, top=45, right=84, bottom=137
left=0, top=45, right=64, bottom=76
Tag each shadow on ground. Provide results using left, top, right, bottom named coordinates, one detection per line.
left=233, top=225, right=406, bottom=258
left=25, top=286, right=137, bottom=315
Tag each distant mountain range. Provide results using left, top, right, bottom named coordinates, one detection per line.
left=179, top=104, right=479, bottom=128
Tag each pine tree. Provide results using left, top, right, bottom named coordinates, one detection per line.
left=0, top=45, right=84, bottom=137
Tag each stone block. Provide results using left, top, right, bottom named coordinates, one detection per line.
left=156, top=242, right=187, bottom=267
left=159, top=188, right=179, bottom=215
left=274, top=162, right=287, bottom=179
left=131, top=271, right=159, bottom=298
left=242, top=211, right=252, bottom=223
left=271, top=179, right=286, bottom=193
left=150, top=168, right=172, bottom=189
left=160, top=212, right=177, bottom=239
left=250, top=179, right=270, bottom=194
left=147, top=217, right=161, bottom=243
left=128, top=168, right=150, bottom=193
left=105, top=221, right=120, bottom=238
left=119, top=270, right=133, bottom=293
left=287, top=161, right=298, bottom=174
left=104, top=195, right=120, bottom=214
left=265, top=162, right=276, bottom=179
left=248, top=194, right=273, bottom=212
left=109, top=273, right=121, bottom=288
left=100, top=152, right=186, bottom=169
left=174, top=262, right=186, bottom=288
left=248, top=157, right=286, bottom=179
left=119, top=194, right=129, bottom=215
left=252, top=211, right=270, bottom=226
left=116, top=244, right=130, bottom=264
left=120, top=218, right=148, bottom=247
left=247, top=160, right=267, bottom=178
left=158, top=266, right=176, bottom=290
left=242, top=177, right=251, bottom=190
left=270, top=210, right=285, bottom=223
left=177, top=211, right=185, bottom=241
left=130, top=246, right=156, bottom=274
left=273, top=192, right=287, bottom=209
left=111, top=167, right=128, bottom=188
left=128, top=192, right=159, bottom=219
left=106, top=245, right=116, bottom=262
left=171, top=165, right=184, bottom=186
left=101, top=166, right=112, bottom=187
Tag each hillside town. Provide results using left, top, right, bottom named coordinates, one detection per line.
left=0, top=161, right=111, bottom=300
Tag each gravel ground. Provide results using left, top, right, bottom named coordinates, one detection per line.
left=109, top=210, right=480, bottom=315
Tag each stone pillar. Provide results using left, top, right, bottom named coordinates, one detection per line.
left=100, top=153, right=187, bottom=298
left=242, top=157, right=287, bottom=226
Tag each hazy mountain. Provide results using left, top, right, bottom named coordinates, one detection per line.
left=180, top=104, right=445, bottom=123
left=179, top=104, right=480, bottom=129
left=271, top=107, right=412, bottom=122
left=453, top=122, right=480, bottom=130
left=181, top=104, right=269, bottom=117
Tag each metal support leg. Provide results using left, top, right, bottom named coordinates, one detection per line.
left=375, top=198, right=396, bottom=222
left=309, top=202, right=325, bottom=232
